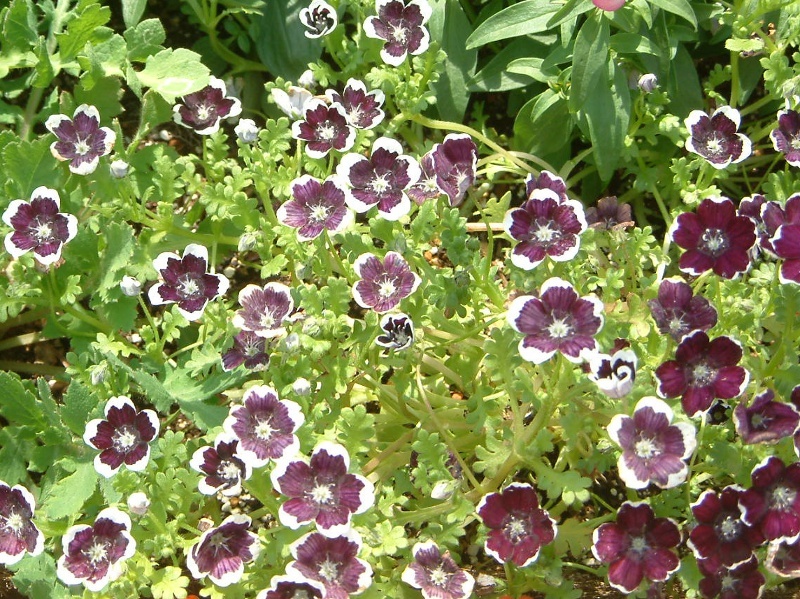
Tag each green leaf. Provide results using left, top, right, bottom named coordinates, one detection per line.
left=151, top=566, right=190, bottom=599
left=61, top=382, right=100, bottom=436
left=104, top=354, right=174, bottom=412
left=77, top=33, right=127, bottom=89
left=1, top=134, right=62, bottom=198
left=31, top=36, right=55, bottom=88
left=0, top=429, right=29, bottom=483
left=0, top=371, right=45, bottom=427
left=97, top=222, right=136, bottom=301
left=506, top=57, right=559, bottom=83
left=124, top=18, right=166, bottom=62
left=75, top=75, right=123, bottom=118
left=10, top=552, right=72, bottom=599
left=546, top=0, right=594, bottom=29
left=41, top=460, right=98, bottom=520
left=468, top=38, right=544, bottom=92
left=583, top=61, right=630, bottom=182
left=473, top=431, right=511, bottom=477
left=137, top=89, right=174, bottom=134
left=429, top=0, right=477, bottom=122
left=135, top=48, right=210, bottom=102
left=335, top=406, right=376, bottom=457
left=553, top=517, right=595, bottom=559
left=465, top=0, right=557, bottom=49
left=569, top=14, right=609, bottom=112
left=252, top=0, right=322, bottom=80
left=2, top=0, right=37, bottom=52
left=514, top=90, right=572, bottom=155
left=55, top=3, right=112, bottom=61
left=122, top=0, right=147, bottom=28
left=647, top=0, right=697, bottom=28
left=535, top=467, right=592, bottom=506
left=610, top=32, right=664, bottom=57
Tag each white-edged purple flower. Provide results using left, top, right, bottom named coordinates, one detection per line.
left=430, top=133, right=478, bottom=207
left=733, top=389, right=800, bottom=445
left=300, top=0, right=338, bottom=38
left=607, top=397, right=696, bottom=490
left=507, top=277, right=604, bottom=364
left=2, top=186, right=78, bottom=266
left=476, top=483, right=557, bottom=568
left=56, top=508, right=136, bottom=592
left=352, top=251, right=421, bottom=313
left=759, top=193, right=800, bottom=257
left=221, top=330, right=270, bottom=372
left=287, top=530, right=373, bottom=598
left=698, top=556, right=766, bottom=599
left=277, top=175, right=353, bottom=241
left=45, top=104, right=116, bottom=175
left=173, top=76, right=242, bottom=135
left=740, top=456, right=800, bottom=543
left=148, top=244, right=230, bottom=321
left=0, top=482, right=44, bottom=565
left=585, top=196, right=635, bottom=230
left=770, top=109, right=800, bottom=167
left=407, top=151, right=442, bottom=204
left=647, top=277, right=718, bottom=341
left=190, top=434, right=253, bottom=497
left=401, top=540, right=474, bottom=599
left=524, top=170, right=569, bottom=203
left=338, top=137, right=420, bottom=220
left=326, top=79, right=385, bottom=130
left=771, top=222, right=800, bottom=284
left=271, top=442, right=374, bottom=534
left=292, top=99, right=355, bottom=159
left=83, top=396, right=160, bottom=478
left=224, top=385, right=304, bottom=468
left=272, top=86, right=314, bottom=119
left=364, top=0, right=432, bottom=66
left=256, top=574, right=324, bottom=599
left=375, top=312, right=414, bottom=350
left=767, top=536, right=800, bottom=577
left=587, top=347, right=637, bottom=398
left=591, top=501, right=681, bottom=594
left=232, top=282, right=294, bottom=338
left=186, top=514, right=260, bottom=587
left=685, top=106, right=752, bottom=169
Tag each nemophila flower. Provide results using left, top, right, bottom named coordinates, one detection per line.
left=607, top=397, right=696, bottom=490
left=233, top=282, right=294, bottom=337
left=592, top=501, right=682, bottom=594
left=698, top=556, right=766, bottom=599
left=300, top=0, right=338, bottom=38
left=507, top=277, right=604, bottom=364
left=504, top=189, right=588, bottom=270
left=647, top=278, right=717, bottom=341
left=326, top=79, right=385, bottom=130
left=585, top=196, right=634, bottom=230
left=476, top=483, right=557, bottom=567
left=586, top=348, right=637, bottom=398
left=148, top=244, right=230, bottom=321
left=83, top=396, right=160, bottom=478
left=364, top=0, right=432, bottom=66
left=0, top=482, right=44, bottom=565
left=272, top=86, right=314, bottom=119
left=733, top=389, right=800, bottom=445
left=256, top=575, right=324, bottom=599
left=190, top=434, right=253, bottom=497
left=737, top=194, right=772, bottom=255
left=525, top=170, right=569, bottom=203
left=56, top=508, right=136, bottom=592
left=173, top=76, right=242, bottom=135
left=224, top=385, right=304, bottom=468
left=770, top=109, right=800, bottom=167
left=45, top=104, right=115, bottom=175
left=352, top=251, right=421, bottom=313
left=3, top=187, right=77, bottom=267
left=234, top=118, right=259, bottom=143
left=740, top=456, right=800, bottom=543
left=292, top=99, right=355, bottom=159
left=401, top=541, right=474, bottom=599
left=221, top=330, right=270, bottom=372
left=655, top=331, right=748, bottom=417
left=407, top=152, right=441, bottom=204
left=592, top=0, right=626, bottom=10
left=767, top=536, right=800, bottom=577
left=375, top=312, right=414, bottom=350
left=670, top=197, right=757, bottom=279
left=685, top=106, right=752, bottom=169
left=771, top=222, right=800, bottom=284
left=278, top=175, right=352, bottom=241
left=271, top=442, right=375, bottom=533
left=186, top=514, right=260, bottom=587
left=760, top=194, right=800, bottom=256
left=430, top=133, right=478, bottom=207
left=338, top=137, right=420, bottom=220
left=287, top=530, right=373, bottom=598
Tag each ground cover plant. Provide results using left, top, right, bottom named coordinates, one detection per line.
left=1, top=0, right=800, bottom=597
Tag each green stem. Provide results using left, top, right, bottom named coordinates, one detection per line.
left=0, top=361, right=65, bottom=376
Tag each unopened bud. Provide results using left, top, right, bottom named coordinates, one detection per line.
left=292, top=377, right=312, bottom=396
left=234, top=118, right=259, bottom=143
left=238, top=231, right=259, bottom=253
left=298, top=69, right=316, bottom=88
left=120, top=275, right=142, bottom=296
left=109, top=160, right=129, bottom=178
left=638, top=73, right=658, bottom=93
left=127, top=492, right=150, bottom=516
left=90, top=363, right=107, bottom=386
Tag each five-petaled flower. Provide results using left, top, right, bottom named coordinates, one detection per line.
left=429, top=134, right=478, bottom=207
left=173, top=76, right=242, bottom=135
left=300, top=0, right=338, bottom=38
left=186, top=514, right=260, bottom=587
left=83, top=396, right=160, bottom=478
left=278, top=175, right=352, bottom=241
left=0, top=481, right=44, bottom=565
left=221, top=330, right=270, bottom=372
left=739, top=456, right=800, bottom=543
left=364, top=0, right=432, bottom=66
left=352, top=251, right=421, bottom=313
left=292, top=99, right=356, bottom=159
left=698, top=556, right=765, bottom=599
left=401, top=540, right=475, bottom=599
left=767, top=536, right=800, bottom=577
left=733, top=389, right=800, bottom=445
left=190, top=433, right=253, bottom=497
left=407, top=151, right=442, bottom=204
left=256, top=574, right=324, bottom=599
left=476, top=483, right=557, bottom=567
left=685, top=106, right=752, bottom=169
left=326, top=79, right=385, bottom=130
left=45, top=104, right=116, bottom=175
left=375, top=312, right=415, bottom=350
left=586, top=347, right=637, bottom=398
left=758, top=193, right=800, bottom=258
left=585, top=196, right=634, bottom=230
left=770, top=109, right=800, bottom=168
left=648, top=277, right=718, bottom=341
left=771, top=219, right=800, bottom=285
left=233, top=282, right=294, bottom=338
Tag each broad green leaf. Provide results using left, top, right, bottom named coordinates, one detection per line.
left=135, top=48, right=210, bottom=102
left=465, top=0, right=557, bottom=49
left=552, top=517, right=594, bottom=559
left=666, top=43, right=703, bottom=117
left=31, top=36, right=55, bottom=88
left=0, top=429, right=29, bottom=483
left=41, top=460, right=98, bottom=520
left=97, top=222, right=136, bottom=300
left=647, top=0, right=697, bottom=28
left=10, top=552, right=72, bottom=599
left=610, top=32, right=663, bottom=56
left=55, top=3, right=112, bottom=61
left=2, top=0, right=37, bottom=52
left=124, top=18, right=166, bottom=62
left=569, top=13, right=609, bottom=112
left=429, top=0, right=477, bottom=122
left=546, top=0, right=594, bottom=29
left=467, top=38, right=544, bottom=92
left=122, top=0, right=147, bottom=28
left=61, top=382, right=100, bottom=436
left=77, top=33, right=127, bottom=89
left=584, top=61, right=630, bottom=182
left=507, top=57, right=559, bottom=83
left=252, top=0, right=322, bottom=80
left=137, top=89, right=174, bottom=136
left=75, top=75, right=123, bottom=118
left=104, top=353, right=174, bottom=412
left=0, top=371, right=45, bottom=427
left=514, top=89, right=572, bottom=155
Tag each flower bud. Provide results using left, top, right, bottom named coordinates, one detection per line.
left=298, top=69, right=316, bottom=88
left=234, top=118, right=259, bottom=143
left=292, top=377, right=312, bottom=396
left=592, top=0, right=625, bottom=9
left=109, top=159, right=129, bottom=178
left=638, top=73, right=658, bottom=93
left=90, top=363, right=107, bottom=386
left=238, top=231, right=259, bottom=252
left=120, top=275, right=142, bottom=296
left=282, top=332, right=300, bottom=353
left=127, top=492, right=150, bottom=516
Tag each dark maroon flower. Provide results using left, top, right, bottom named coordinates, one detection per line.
left=0, top=482, right=44, bottom=565
left=401, top=540, right=474, bottom=599
left=223, top=385, right=304, bottom=468
left=233, top=282, right=294, bottom=338
left=375, top=312, right=414, bottom=350
left=364, top=0, right=432, bottom=66
left=685, top=106, right=752, bottom=169
left=287, top=531, right=373, bottom=598
left=647, top=278, right=718, bottom=341
left=256, top=575, right=324, bottom=599
left=507, top=277, right=604, bottom=364
left=221, top=330, right=270, bottom=371
left=671, top=197, right=757, bottom=279
left=190, top=434, right=253, bottom=497
left=352, top=251, right=421, bottom=313
left=407, top=151, right=442, bottom=204
left=698, top=556, right=766, bottom=599
left=186, top=514, right=260, bottom=587
left=2, top=186, right=78, bottom=267
left=740, top=457, right=800, bottom=543
left=45, top=104, right=116, bottom=175
left=291, top=99, right=355, bottom=159
left=585, top=196, right=635, bottom=230
left=738, top=194, right=775, bottom=256
left=770, top=109, right=800, bottom=167
left=430, top=133, right=477, bottom=207
left=586, top=348, right=637, bottom=398
left=655, top=331, right=749, bottom=417
left=271, top=442, right=374, bottom=533
left=504, top=189, right=587, bottom=270
left=592, top=501, right=681, bottom=594
left=733, top=389, right=800, bottom=445
left=56, top=508, right=136, bottom=591
left=278, top=175, right=352, bottom=242
left=476, top=483, right=557, bottom=567
left=524, top=170, right=569, bottom=203
left=326, top=78, right=385, bottom=130
left=607, top=397, right=696, bottom=490
left=771, top=222, right=800, bottom=284
left=300, top=0, right=338, bottom=38
left=767, top=536, right=800, bottom=577
left=761, top=193, right=800, bottom=257
left=173, top=77, right=242, bottom=135
left=83, top=396, right=160, bottom=478
left=148, top=244, right=230, bottom=321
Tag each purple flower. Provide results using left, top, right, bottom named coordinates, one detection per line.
left=760, top=193, right=800, bottom=257
left=364, top=0, right=432, bottom=66
left=2, top=186, right=78, bottom=267
left=685, top=106, right=752, bottom=169
left=173, top=77, right=242, bottom=135
left=586, top=348, right=637, bottom=398
left=507, top=277, right=604, bottom=364
left=430, top=133, right=477, bottom=207
left=291, top=99, right=355, bottom=159
left=770, top=109, right=800, bottom=167
left=475, top=483, right=557, bottom=567
left=300, top=0, right=338, bottom=38
left=647, top=277, right=718, bottom=341
left=733, top=389, right=800, bottom=445
left=740, top=456, right=800, bottom=543
left=186, top=514, right=260, bottom=587
left=326, top=79, right=385, bottom=130
left=221, top=330, right=270, bottom=371
left=525, top=170, right=569, bottom=203
left=670, top=197, right=756, bottom=279
left=0, top=482, right=44, bottom=565
left=767, top=536, right=800, bottom=577
left=407, top=152, right=442, bottom=205
left=190, top=434, right=253, bottom=497
left=504, top=189, right=587, bottom=270
left=278, top=175, right=352, bottom=241
left=232, top=282, right=294, bottom=338
left=148, top=244, right=230, bottom=321
left=271, top=442, right=374, bottom=533
left=286, top=530, right=373, bottom=599
left=771, top=222, right=800, bottom=284
left=223, top=385, right=304, bottom=468
left=45, top=104, right=116, bottom=175
left=592, top=501, right=681, bottom=594
left=698, top=556, right=765, bottom=599
left=401, top=540, right=475, bottom=599
left=56, top=508, right=136, bottom=592
left=338, top=137, right=420, bottom=220
left=585, top=196, right=634, bottom=230
left=83, top=396, right=160, bottom=478
left=375, top=312, right=414, bottom=350
left=256, top=575, right=324, bottom=599
left=352, top=252, right=421, bottom=313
